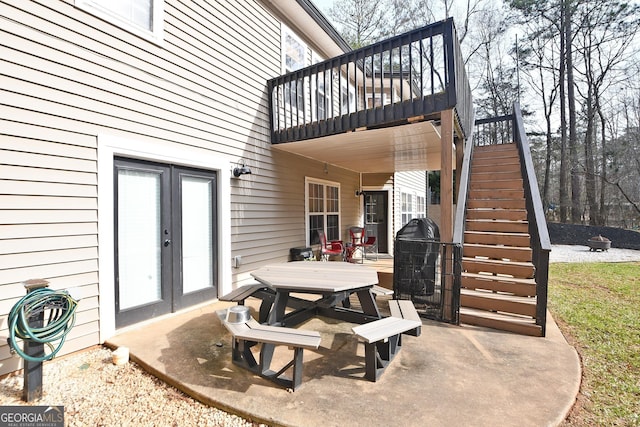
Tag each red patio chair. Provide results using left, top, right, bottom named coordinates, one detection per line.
left=318, top=230, right=344, bottom=261
left=349, top=226, right=377, bottom=263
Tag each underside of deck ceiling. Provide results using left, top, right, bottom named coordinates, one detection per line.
left=272, top=120, right=455, bottom=173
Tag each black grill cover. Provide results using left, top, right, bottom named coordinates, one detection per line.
left=394, top=218, right=440, bottom=298
left=396, top=218, right=440, bottom=240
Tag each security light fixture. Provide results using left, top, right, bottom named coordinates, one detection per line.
left=233, top=165, right=252, bottom=177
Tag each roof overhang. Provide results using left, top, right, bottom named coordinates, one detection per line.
left=263, top=0, right=350, bottom=59
left=272, top=121, right=454, bottom=173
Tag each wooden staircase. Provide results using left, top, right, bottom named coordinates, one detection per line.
left=459, top=143, right=543, bottom=336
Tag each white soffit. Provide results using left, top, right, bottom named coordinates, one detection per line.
left=266, top=0, right=346, bottom=58
left=273, top=121, right=455, bottom=173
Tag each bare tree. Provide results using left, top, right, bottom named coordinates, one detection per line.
left=515, top=12, right=560, bottom=212
left=327, top=0, right=391, bottom=48
left=507, top=0, right=570, bottom=221
left=572, top=0, right=640, bottom=224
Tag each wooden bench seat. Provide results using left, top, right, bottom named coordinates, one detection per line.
left=371, top=285, right=393, bottom=297
left=341, top=285, right=392, bottom=311
left=352, top=301, right=422, bottom=382
left=219, top=282, right=273, bottom=303
left=217, top=309, right=321, bottom=391
left=388, top=299, right=421, bottom=336
left=219, top=283, right=275, bottom=323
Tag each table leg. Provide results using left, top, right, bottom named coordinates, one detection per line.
left=261, top=291, right=290, bottom=368
left=268, top=291, right=289, bottom=326
left=355, top=288, right=381, bottom=319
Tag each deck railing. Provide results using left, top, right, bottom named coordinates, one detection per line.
left=470, top=104, right=551, bottom=335
left=268, top=18, right=473, bottom=144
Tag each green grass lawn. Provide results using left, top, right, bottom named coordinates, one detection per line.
left=549, top=262, right=640, bottom=426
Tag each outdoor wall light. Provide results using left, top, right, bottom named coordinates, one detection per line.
left=233, top=165, right=252, bottom=177
left=355, top=190, right=365, bottom=196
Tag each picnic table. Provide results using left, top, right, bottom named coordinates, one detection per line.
left=250, top=262, right=382, bottom=327
left=218, top=262, right=421, bottom=388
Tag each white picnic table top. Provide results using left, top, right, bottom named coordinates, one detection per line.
left=251, top=261, right=379, bottom=293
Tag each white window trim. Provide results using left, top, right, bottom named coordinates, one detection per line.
left=401, top=190, right=419, bottom=226
left=97, top=134, right=231, bottom=342
left=281, top=24, right=307, bottom=74
left=305, top=176, right=341, bottom=246
left=341, top=76, right=356, bottom=115
left=76, top=0, right=165, bottom=45
left=416, top=195, right=426, bottom=218
left=312, top=52, right=331, bottom=122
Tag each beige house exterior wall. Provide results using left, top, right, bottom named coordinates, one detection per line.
left=0, top=0, right=363, bottom=376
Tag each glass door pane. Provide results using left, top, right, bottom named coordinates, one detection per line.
left=117, top=168, right=162, bottom=309
left=181, top=175, right=214, bottom=294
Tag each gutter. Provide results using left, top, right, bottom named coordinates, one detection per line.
left=295, top=0, right=352, bottom=53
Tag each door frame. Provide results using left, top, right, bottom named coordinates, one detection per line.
left=362, top=187, right=392, bottom=255
left=113, top=160, right=219, bottom=328
left=97, top=134, right=232, bottom=341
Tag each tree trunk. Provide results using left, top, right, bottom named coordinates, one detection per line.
left=598, top=105, right=607, bottom=225
left=566, top=0, right=581, bottom=223
left=559, top=0, right=569, bottom=223
left=583, top=85, right=599, bottom=225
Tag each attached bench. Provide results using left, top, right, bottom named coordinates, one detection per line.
left=217, top=308, right=321, bottom=391
left=341, top=284, right=392, bottom=310
left=371, top=285, right=394, bottom=297
left=388, top=299, right=421, bottom=337
left=219, top=282, right=275, bottom=323
left=352, top=300, right=421, bottom=382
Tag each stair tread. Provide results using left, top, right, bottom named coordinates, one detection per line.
left=466, top=218, right=529, bottom=226
left=460, top=306, right=535, bottom=320
left=463, top=143, right=544, bottom=336
left=468, top=191, right=525, bottom=199
left=464, top=244, right=532, bottom=263
left=467, top=208, right=527, bottom=212
left=463, top=257, right=534, bottom=267
left=461, top=272, right=536, bottom=285
left=465, top=230, right=530, bottom=237
left=461, top=288, right=536, bottom=305
left=465, top=243, right=531, bottom=250
left=461, top=274, right=537, bottom=297
left=465, top=222, right=530, bottom=233
left=466, top=219, right=528, bottom=224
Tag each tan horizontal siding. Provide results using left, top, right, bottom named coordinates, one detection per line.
left=0, top=196, right=97, bottom=210
left=0, top=136, right=96, bottom=161
left=1, top=181, right=95, bottom=198
left=0, top=297, right=99, bottom=338
left=0, top=0, right=358, bottom=377
left=0, top=235, right=97, bottom=255
left=0, top=260, right=98, bottom=288
left=0, top=166, right=96, bottom=185
left=0, top=118, right=96, bottom=148
left=1, top=4, right=274, bottom=139
left=0, top=248, right=97, bottom=270
left=0, top=210, right=96, bottom=224
left=0, top=223, right=97, bottom=239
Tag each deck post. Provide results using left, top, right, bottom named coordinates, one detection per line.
left=440, top=109, right=454, bottom=322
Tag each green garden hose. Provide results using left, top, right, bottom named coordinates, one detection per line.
left=8, top=288, right=79, bottom=363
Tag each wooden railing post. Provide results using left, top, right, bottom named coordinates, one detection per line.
left=441, top=109, right=455, bottom=322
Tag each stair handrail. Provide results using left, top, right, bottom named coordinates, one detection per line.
left=449, top=110, right=476, bottom=326
left=512, top=102, right=551, bottom=336
left=453, top=109, right=476, bottom=246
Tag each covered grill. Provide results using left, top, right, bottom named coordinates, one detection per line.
left=393, top=218, right=442, bottom=319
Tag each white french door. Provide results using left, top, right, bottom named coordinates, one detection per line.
left=114, top=158, right=218, bottom=327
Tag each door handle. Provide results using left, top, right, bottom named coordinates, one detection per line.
left=164, top=239, right=171, bottom=247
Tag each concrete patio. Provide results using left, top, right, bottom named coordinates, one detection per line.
left=106, top=290, right=580, bottom=427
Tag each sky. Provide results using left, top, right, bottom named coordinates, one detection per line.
left=312, top=0, right=334, bottom=15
